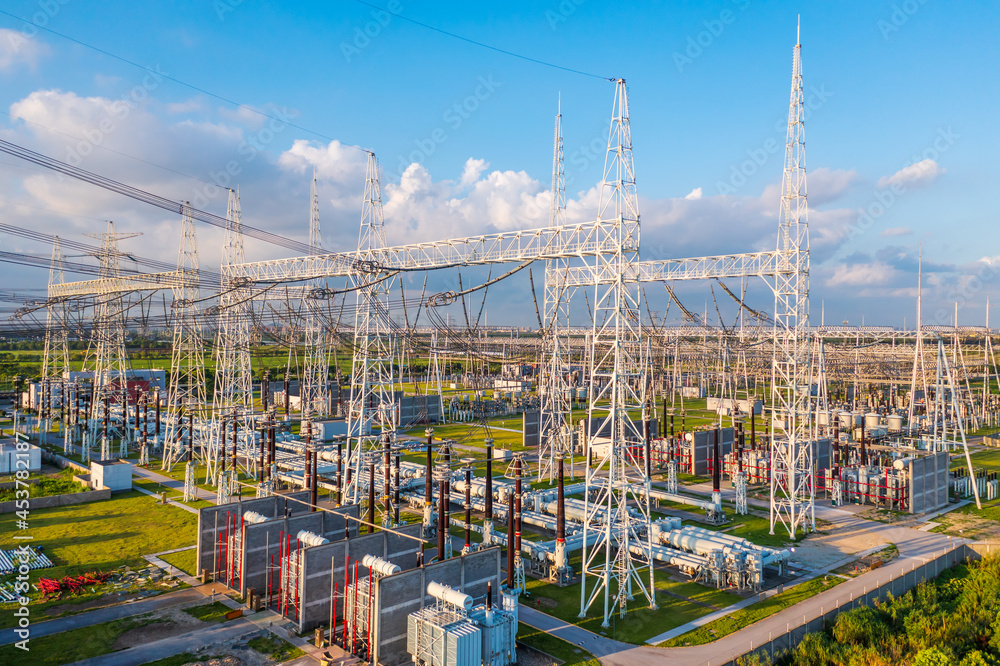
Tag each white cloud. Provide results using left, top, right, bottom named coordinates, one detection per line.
left=881, top=226, right=912, bottom=237
left=684, top=187, right=702, bottom=200
left=167, top=98, right=207, bottom=114
left=827, top=262, right=898, bottom=287
left=460, top=158, right=489, bottom=188
left=877, top=159, right=944, bottom=189
left=0, top=29, right=49, bottom=71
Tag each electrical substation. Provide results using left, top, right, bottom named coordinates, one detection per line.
left=4, top=26, right=998, bottom=666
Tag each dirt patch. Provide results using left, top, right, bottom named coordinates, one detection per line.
left=111, top=604, right=204, bottom=650
left=517, top=645, right=560, bottom=666
left=833, top=545, right=899, bottom=577
left=531, top=596, right=559, bottom=610
left=931, top=512, right=1000, bottom=540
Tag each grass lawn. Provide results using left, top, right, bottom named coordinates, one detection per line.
left=159, top=548, right=198, bottom=576
left=182, top=601, right=234, bottom=623
left=517, top=622, right=601, bottom=665
left=247, top=635, right=305, bottom=661
left=952, top=448, right=1000, bottom=474
left=660, top=575, right=844, bottom=647
left=524, top=559, right=740, bottom=644
left=0, top=467, right=89, bottom=501
left=406, top=421, right=525, bottom=451
left=0, top=613, right=166, bottom=665
left=0, top=490, right=197, bottom=629
left=133, top=479, right=216, bottom=510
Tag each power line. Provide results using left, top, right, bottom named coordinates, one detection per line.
left=0, top=110, right=219, bottom=188
left=0, top=138, right=317, bottom=255
left=345, top=0, right=614, bottom=81
left=0, top=8, right=358, bottom=153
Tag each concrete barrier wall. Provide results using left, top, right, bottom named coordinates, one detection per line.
left=240, top=504, right=360, bottom=599
left=297, top=522, right=422, bottom=633
left=373, top=547, right=502, bottom=666
left=40, top=450, right=89, bottom=473
left=194, top=491, right=313, bottom=583
left=0, top=487, right=108, bottom=513
left=729, top=544, right=976, bottom=666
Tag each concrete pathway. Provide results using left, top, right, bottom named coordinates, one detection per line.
left=0, top=588, right=206, bottom=646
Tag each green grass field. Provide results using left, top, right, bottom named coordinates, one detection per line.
left=0, top=467, right=89, bottom=502
left=517, top=622, right=601, bottom=665
left=524, top=557, right=740, bottom=644
left=0, top=490, right=197, bottom=629
left=660, top=575, right=844, bottom=647
left=158, top=548, right=198, bottom=576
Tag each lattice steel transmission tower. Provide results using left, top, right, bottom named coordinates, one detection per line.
left=163, top=204, right=208, bottom=477
left=301, top=171, right=330, bottom=423
left=769, top=24, right=815, bottom=538
left=539, top=96, right=574, bottom=483
left=346, top=153, right=399, bottom=517
left=42, top=237, right=71, bottom=440
left=82, top=222, right=140, bottom=461
left=578, top=79, right=657, bottom=627
left=211, top=189, right=256, bottom=475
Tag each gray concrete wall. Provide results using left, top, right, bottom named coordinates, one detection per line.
left=812, top=438, right=832, bottom=473
left=194, top=491, right=313, bottom=584
left=690, top=428, right=734, bottom=476
left=523, top=409, right=540, bottom=448
left=296, top=522, right=423, bottom=633
left=398, top=395, right=441, bottom=426
left=585, top=417, right=659, bottom=440
left=908, top=451, right=949, bottom=514
left=244, top=505, right=360, bottom=602
left=373, top=547, right=502, bottom=666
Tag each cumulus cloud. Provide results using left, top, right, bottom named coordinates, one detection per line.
left=0, top=30, right=49, bottom=71
left=877, top=159, right=944, bottom=189
left=827, top=261, right=898, bottom=287
left=6, top=82, right=969, bottom=328
left=881, top=226, right=912, bottom=237
left=460, top=158, right=489, bottom=188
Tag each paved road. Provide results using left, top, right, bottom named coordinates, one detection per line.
left=520, top=606, right=630, bottom=658
left=0, top=588, right=205, bottom=645
left=68, top=616, right=261, bottom=666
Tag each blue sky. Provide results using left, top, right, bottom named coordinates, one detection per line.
left=0, top=0, right=998, bottom=328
